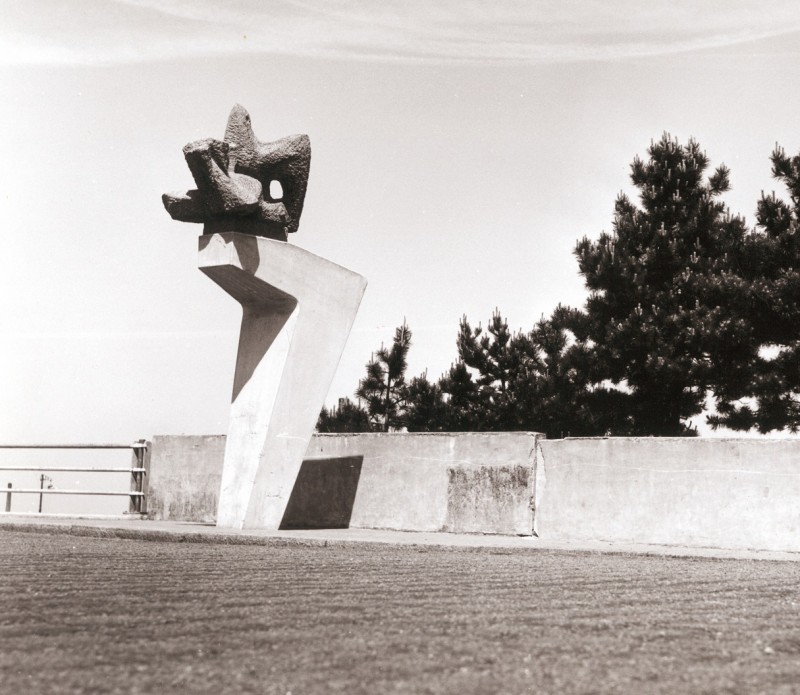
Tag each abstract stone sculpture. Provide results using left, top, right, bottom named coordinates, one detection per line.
left=163, top=104, right=311, bottom=241
left=164, top=106, right=367, bottom=529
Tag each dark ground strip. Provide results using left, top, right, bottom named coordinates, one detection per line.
left=1, top=531, right=800, bottom=694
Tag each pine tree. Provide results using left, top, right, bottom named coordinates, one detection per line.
left=403, top=372, right=450, bottom=432
left=572, top=134, right=754, bottom=435
left=356, top=322, right=412, bottom=431
left=323, top=140, right=800, bottom=437
left=513, top=306, right=633, bottom=438
left=452, top=311, right=525, bottom=429
left=426, top=309, right=614, bottom=438
left=710, top=146, right=800, bottom=432
left=316, top=398, right=371, bottom=433
left=399, top=311, right=530, bottom=432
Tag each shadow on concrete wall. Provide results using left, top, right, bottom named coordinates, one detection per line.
left=279, top=456, right=364, bottom=529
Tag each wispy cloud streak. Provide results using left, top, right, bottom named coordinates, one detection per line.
left=2, top=0, right=800, bottom=66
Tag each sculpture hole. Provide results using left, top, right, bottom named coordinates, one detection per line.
left=269, top=180, right=284, bottom=200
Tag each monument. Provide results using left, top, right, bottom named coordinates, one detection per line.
left=163, top=105, right=367, bottom=529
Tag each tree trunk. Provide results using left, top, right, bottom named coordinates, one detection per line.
left=383, top=375, right=391, bottom=432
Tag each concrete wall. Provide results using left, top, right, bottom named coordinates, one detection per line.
left=307, top=433, right=537, bottom=534
left=148, top=432, right=538, bottom=535
left=147, top=436, right=226, bottom=524
left=536, top=438, right=800, bottom=552
left=147, top=434, right=800, bottom=551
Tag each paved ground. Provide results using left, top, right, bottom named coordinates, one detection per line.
left=3, top=514, right=800, bottom=562
left=2, top=523, right=800, bottom=694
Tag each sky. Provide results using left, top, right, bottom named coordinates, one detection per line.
left=3, top=0, right=800, bottom=451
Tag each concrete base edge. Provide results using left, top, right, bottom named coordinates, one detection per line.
left=3, top=516, right=800, bottom=563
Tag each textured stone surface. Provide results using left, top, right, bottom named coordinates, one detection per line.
left=163, top=104, right=310, bottom=240
left=445, top=464, right=533, bottom=535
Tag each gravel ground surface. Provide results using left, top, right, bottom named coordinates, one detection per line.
left=2, top=530, right=800, bottom=694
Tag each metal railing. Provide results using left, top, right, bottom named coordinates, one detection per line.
left=0, top=441, right=150, bottom=517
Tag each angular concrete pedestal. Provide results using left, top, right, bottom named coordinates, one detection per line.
left=199, top=232, right=367, bottom=529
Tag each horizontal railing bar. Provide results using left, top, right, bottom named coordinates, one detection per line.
left=4, top=489, right=144, bottom=496
left=0, top=467, right=146, bottom=473
left=0, top=443, right=146, bottom=450
left=0, top=512, right=146, bottom=520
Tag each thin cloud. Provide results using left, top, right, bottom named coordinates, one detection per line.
left=3, top=0, right=800, bottom=66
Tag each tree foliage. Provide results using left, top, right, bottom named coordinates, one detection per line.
left=356, top=322, right=412, bottom=432
left=322, top=137, right=800, bottom=437
left=402, top=309, right=621, bottom=438
left=317, top=397, right=371, bottom=433
left=570, top=134, right=754, bottom=435
left=709, top=146, right=800, bottom=432
left=403, top=372, right=450, bottom=432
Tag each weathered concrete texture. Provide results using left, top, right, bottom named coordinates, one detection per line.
left=147, top=432, right=539, bottom=535
left=200, top=232, right=366, bottom=530
left=536, top=438, right=800, bottom=551
left=308, top=433, right=538, bottom=535
left=146, top=435, right=225, bottom=523
left=446, top=465, right=533, bottom=535
left=140, top=434, right=800, bottom=548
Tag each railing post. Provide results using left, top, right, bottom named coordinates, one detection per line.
left=129, top=442, right=142, bottom=514
left=140, top=440, right=151, bottom=516
left=129, top=439, right=150, bottom=515
left=5, top=483, right=11, bottom=513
